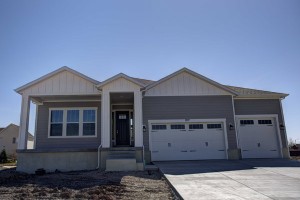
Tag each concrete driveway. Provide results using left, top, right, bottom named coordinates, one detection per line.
left=155, top=159, right=300, bottom=200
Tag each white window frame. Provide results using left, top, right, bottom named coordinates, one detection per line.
left=48, top=107, right=97, bottom=138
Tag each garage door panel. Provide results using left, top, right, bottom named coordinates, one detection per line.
left=150, top=121, right=227, bottom=161
left=238, top=117, right=280, bottom=158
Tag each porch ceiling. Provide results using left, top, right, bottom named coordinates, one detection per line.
left=110, top=92, right=134, bottom=104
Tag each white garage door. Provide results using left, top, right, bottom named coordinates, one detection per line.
left=150, top=121, right=227, bottom=161
left=237, top=117, right=281, bottom=158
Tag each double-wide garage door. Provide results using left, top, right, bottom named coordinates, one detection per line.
left=150, top=120, right=227, bottom=161
left=237, top=117, right=281, bottom=158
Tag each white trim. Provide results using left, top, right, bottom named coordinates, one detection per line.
left=234, top=97, right=284, bottom=100
left=110, top=109, right=134, bottom=147
left=96, top=73, right=145, bottom=89
left=43, top=99, right=101, bottom=103
left=17, top=95, right=30, bottom=149
left=111, top=103, right=134, bottom=106
left=148, top=118, right=226, bottom=123
left=148, top=118, right=229, bottom=159
left=15, top=66, right=100, bottom=94
left=235, top=114, right=283, bottom=158
left=33, top=104, right=39, bottom=149
left=279, top=99, right=289, bottom=150
left=48, top=107, right=98, bottom=138
left=231, top=96, right=239, bottom=148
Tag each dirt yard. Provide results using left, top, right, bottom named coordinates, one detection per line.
left=0, top=168, right=176, bottom=200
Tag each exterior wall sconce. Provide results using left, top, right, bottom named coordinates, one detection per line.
left=280, top=124, right=285, bottom=130
left=229, top=123, right=235, bottom=130
left=143, top=125, right=146, bottom=132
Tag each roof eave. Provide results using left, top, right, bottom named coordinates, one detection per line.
left=235, top=94, right=289, bottom=99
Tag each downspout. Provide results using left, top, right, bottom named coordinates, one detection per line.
left=96, top=144, right=102, bottom=169
left=143, top=145, right=145, bottom=169
left=96, top=86, right=103, bottom=170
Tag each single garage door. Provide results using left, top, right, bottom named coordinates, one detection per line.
left=237, top=117, right=281, bottom=158
left=150, top=121, right=227, bottom=161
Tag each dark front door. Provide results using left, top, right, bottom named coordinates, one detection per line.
left=116, top=111, right=130, bottom=146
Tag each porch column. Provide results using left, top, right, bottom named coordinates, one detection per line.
left=134, top=91, right=143, bottom=147
left=17, top=94, right=30, bottom=150
left=101, top=91, right=110, bottom=148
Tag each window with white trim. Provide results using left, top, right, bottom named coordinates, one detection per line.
left=83, top=110, right=96, bottom=136
left=66, top=110, right=79, bottom=136
left=50, top=110, right=63, bottom=136
left=49, top=108, right=97, bottom=138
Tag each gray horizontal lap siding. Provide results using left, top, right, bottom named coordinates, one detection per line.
left=234, top=99, right=287, bottom=148
left=36, top=102, right=101, bottom=150
left=143, top=96, right=237, bottom=150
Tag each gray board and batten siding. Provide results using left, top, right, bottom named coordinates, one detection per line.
left=234, top=99, right=287, bottom=148
left=142, top=95, right=237, bottom=150
left=35, top=102, right=101, bottom=150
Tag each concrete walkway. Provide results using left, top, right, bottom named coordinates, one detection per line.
left=155, top=159, right=300, bottom=200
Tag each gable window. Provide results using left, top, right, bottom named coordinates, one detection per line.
left=49, top=108, right=97, bottom=138
left=12, top=137, right=16, bottom=144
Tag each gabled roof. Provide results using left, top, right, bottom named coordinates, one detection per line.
left=15, top=66, right=100, bottom=94
left=145, top=68, right=239, bottom=95
left=225, top=85, right=289, bottom=98
left=0, top=123, right=34, bottom=140
left=96, top=73, right=147, bottom=89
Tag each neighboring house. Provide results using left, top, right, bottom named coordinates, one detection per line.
left=15, top=67, right=289, bottom=173
left=290, top=144, right=300, bottom=156
left=0, top=124, right=34, bottom=157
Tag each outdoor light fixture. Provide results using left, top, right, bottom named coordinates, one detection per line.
left=280, top=124, right=285, bottom=130
left=143, top=125, right=146, bottom=132
left=229, top=123, right=235, bottom=130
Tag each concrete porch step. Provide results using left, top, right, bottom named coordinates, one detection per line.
left=108, top=151, right=135, bottom=157
left=106, top=157, right=137, bottom=171
left=107, top=153, right=135, bottom=159
left=106, top=151, right=137, bottom=171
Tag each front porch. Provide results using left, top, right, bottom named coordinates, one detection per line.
left=17, top=146, right=144, bottom=173
left=15, top=68, right=146, bottom=173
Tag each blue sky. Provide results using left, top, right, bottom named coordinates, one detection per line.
left=0, top=0, right=299, bottom=142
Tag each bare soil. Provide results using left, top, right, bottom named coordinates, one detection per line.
left=291, top=156, right=300, bottom=161
left=0, top=168, right=176, bottom=200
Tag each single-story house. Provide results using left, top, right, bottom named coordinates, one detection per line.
left=0, top=123, right=34, bottom=157
left=15, top=67, right=289, bottom=173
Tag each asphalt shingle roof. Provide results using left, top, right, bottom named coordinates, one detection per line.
left=130, top=77, right=155, bottom=86
left=224, top=85, right=288, bottom=97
